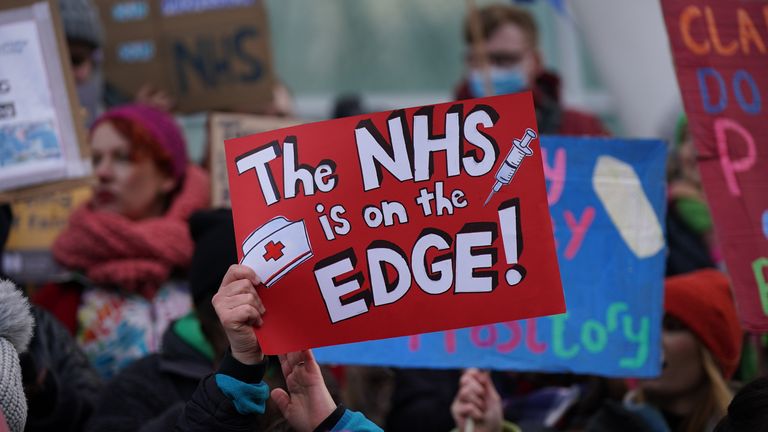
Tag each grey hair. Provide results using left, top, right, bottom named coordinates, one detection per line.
left=0, top=280, right=34, bottom=354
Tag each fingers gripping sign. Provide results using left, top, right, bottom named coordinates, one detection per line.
left=214, top=266, right=336, bottom=431
left=271, top=350, right=337, bottom=432
left=213, top=264, right=267, bottom=365
left=451, top=369, right=503, bottom=432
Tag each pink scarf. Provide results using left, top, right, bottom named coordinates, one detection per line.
left=53, top=165, right=211, bottom=297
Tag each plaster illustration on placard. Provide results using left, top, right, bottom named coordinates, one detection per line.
left=592, top=155, right=664, bottom=259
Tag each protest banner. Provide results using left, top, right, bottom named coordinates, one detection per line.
left=0, top=0, right=90, bottom=197
left=226, top=92, right=565, bottom=353
left=99, top=0, right=274, bottom=113
left=209, top=113, right=299, bottom=207
left=4, top=185, right=92, bottom=283
left=315, top=136, right=668, bottom=378
left=662, top=1, right=768, bottom=331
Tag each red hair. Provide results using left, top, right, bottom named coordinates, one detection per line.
left=101, top=117, right=175, bottom=179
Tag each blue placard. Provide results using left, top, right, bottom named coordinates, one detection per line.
left=314, top=136, right=667, bottom=378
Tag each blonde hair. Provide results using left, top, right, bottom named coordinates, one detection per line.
left=639, top=345, right=733, bottom=432
left=680, top=347, right=732, bottom=432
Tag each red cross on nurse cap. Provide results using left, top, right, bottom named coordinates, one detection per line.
left=240, top=216, right=314, bottom=287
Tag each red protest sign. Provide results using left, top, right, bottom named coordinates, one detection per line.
left=225, top=92, right=565, bottom=353
left=662, top=1, right=768, bottom=330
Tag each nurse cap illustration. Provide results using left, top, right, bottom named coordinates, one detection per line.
left=241, top=217, right=313, bottom=287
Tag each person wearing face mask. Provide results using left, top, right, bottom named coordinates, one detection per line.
left=455, top=4, right=608, bottom=136
left=33, top=104, right=210, bottom=379
left=385, top=7, right=610, bottom=431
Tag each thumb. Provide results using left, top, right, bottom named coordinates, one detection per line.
left=271, top=388, right=291, bottom=416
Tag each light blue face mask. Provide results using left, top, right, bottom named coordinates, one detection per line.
left=468, top=68, right=528, bottom=98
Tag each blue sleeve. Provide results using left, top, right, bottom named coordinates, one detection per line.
left=214, top=374, right=270, bottom=415
left=211, top=349, right=270, bottom=415
left=331, top=409, right=384, bottom=432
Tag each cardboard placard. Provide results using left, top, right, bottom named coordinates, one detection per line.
left=208, top=112, right=300, bottom=207
left=99, top=0, right=274, bottom=113
left=662, top=0, right=768, bottom=330
left=4, top=185, right=92, bottom=283
left=315, top=136, right=667, bottom=378
left=0, top=0, right=91, bottom=197
left=225, top=92, right=565, bottom=354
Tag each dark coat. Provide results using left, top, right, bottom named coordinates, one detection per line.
left=585, top=401, right=673, bottom=432
left=385, top=369, right=525, bottom=432
left=385, top=368, right=460, bottom=432
left=85, top=326, right=212, bottom=432
left=174, top=374, right=267, bottom=432
left=174, top=352, right=282, bottom=432
left=22, top=307, right=102, bottom=432
left=665, top=201, right=715, bottom=276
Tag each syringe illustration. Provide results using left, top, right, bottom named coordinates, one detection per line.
left=483, top=128, right=537, bottom=206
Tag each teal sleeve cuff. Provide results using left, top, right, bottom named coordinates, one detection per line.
left=214, top=374, right=270, bottom=415
left=330, top=409, right=384, bottom=432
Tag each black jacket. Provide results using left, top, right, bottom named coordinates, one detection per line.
left=22, top=307, right=102, bottom=432
left=665, top=201, right=715, bottom=276
left=385, top=368, right=462, bottom=432
left=85, top=325, right=213, bottom=432
left=174, top=351, right=281, bottom=432
left=585, top=401, right=677, bottom=432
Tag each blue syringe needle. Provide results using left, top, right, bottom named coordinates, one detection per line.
left=483, top=181, right=502, bottom=206
left=483, top=189, right=495, bottom=207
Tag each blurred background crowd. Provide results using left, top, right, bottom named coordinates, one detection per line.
left=0, top=0, right=767, bottom=431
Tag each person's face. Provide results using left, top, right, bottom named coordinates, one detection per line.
left=90, top=122, right=175, bottom=220
left=467, top=22, right=541, bottom=85
left=640, top=315, right=706, bottom=399
left=68, top=41, right=96, bottom=85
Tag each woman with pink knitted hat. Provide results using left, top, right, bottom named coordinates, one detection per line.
left=33, top=104, right=210, bottom=378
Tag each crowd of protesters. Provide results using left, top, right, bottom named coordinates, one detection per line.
left=0, top=1, right=765, bottom=432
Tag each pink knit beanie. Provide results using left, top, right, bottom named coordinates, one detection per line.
left=92, top=104, right=188, bottom=183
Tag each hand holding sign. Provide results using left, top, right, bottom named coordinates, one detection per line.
left=451, top=369, right=503, bottom=432
left=213, top=265, right=342, bottom=432
left=212, top=264, right=266, bottom=365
